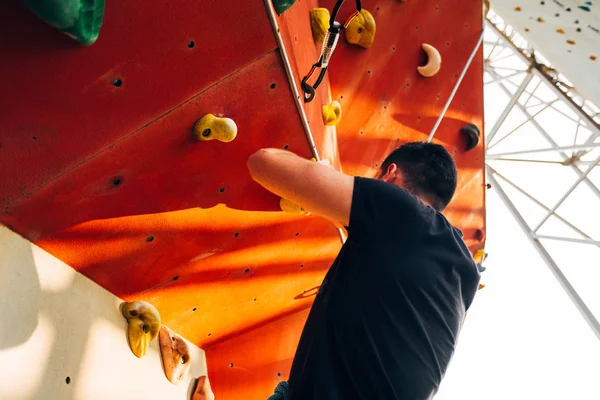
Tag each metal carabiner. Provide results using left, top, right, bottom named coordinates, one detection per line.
left=300, top=0, right=362, bottom=103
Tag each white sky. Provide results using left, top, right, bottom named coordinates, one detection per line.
left=436, top=18, right=600, bottom=400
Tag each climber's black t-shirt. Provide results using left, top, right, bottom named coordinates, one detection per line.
left=286, top=177, right=480, bottom=400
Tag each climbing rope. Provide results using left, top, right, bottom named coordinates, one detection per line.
left=426, top=30, right=485, bottom=143
left=300, top=0, right=362, bottom=103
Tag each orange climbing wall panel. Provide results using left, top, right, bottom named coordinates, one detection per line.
left=0, top=0, right=485, bottom=399
left=206, top=0, right=486, bottom=399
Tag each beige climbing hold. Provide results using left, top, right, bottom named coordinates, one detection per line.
left=322, top=100, right=342, bottom=126
left=159, top=325, right=191, bottom=384
left=280, top=197, right=309, bottom=215
left=193, top=114, right=237, bottom=143
left=344, top=9, right=376, bottom=49
left=417, top=43, right=441, bottom=78
left=121, top=301, right=161, bottom=358
left=192, top=376, right=215, bottom=400
left=310, top=8, right=330, bottom=43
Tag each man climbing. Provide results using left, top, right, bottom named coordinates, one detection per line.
left=247, top=141, right=480, bottom=400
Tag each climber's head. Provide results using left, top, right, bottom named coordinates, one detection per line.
left=377, top=141, right=457, bottom=212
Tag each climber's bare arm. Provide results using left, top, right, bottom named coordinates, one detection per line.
left=247, top=148, right=353, bottom=226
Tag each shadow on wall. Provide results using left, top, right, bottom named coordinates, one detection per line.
left=0, top=226, right=206, bottom=399
left=0, top=225, right=87, bottom=399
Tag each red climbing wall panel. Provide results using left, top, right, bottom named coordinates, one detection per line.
left=0, top=0, right=484, bottom=399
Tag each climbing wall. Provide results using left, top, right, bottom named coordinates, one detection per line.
left=0, top=0, right=485, bottom=399
left=493, top=0, right=600, bottom=107
left=207, top=0, right=486, bottom=398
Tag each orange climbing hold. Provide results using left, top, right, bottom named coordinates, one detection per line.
left=556, top=28, right=565, bottom=34
left=591, top=55, right=598, bottom=61
left=566, top=39, right=576, bottom=45
left=192, top=376, right=215, bottom=400
left=159, top=325, right=191, bottom=384
left=514, top=6, right=522, bottom=11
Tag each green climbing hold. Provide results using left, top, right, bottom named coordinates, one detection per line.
left=23, top=0, right=105, bottom=46
left=272, top=0, right=296, bottom=15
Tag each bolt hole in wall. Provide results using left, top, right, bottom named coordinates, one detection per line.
left=229, top=363, right=234, bottom=368
left=173, top=276, right=179, bottom=281
left=234, top=232, right=239, bottom=237
left=219, top=187, right=225, bottom=193
left=66, top=376, right=71, bottom=384
left=146, top=235, right=154, bottom=242
left=188, top=40, right=195, bottom=48
left=112, top=78, right=122, bottom=87
left=270, top=82, right=277, bottom=89
left=192, top=307, right=197, bottom=312
left=112, top=177, right=122, bottom=186
left=284, top=144, right=289, bottom=150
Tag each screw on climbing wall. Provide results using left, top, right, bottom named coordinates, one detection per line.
left=301, top=0, right=363, bottom=103
left=417, top=44, right=442, bottom=77
left=193, top=114, right=237, bottom=142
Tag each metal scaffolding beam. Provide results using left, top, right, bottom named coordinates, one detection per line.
left=487, top=168, right=600, bottom=341
left=485, top=11, right=600, bottom=340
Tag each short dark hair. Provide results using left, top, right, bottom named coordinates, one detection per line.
left=380, top=142, right=457, bottom=211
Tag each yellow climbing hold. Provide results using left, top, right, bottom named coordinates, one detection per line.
left=193, top=114, right=237, bottom=143
left=556, top=28, right=565, bottom=34
left=344, top=9, right=376, bottom=49
left=280, top=197, right=310, bottom=215
left=473, top=249, right=487, bottom=264
left=310, top=8, right=330, bottom=44
left=322, top=100, right=342, bottom=126
left=121, top=301, right=161, bottom=358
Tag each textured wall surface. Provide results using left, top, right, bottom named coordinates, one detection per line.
left=0, top=0, right=485, bottom=398
left=0, top=226, right=207, bottom=400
